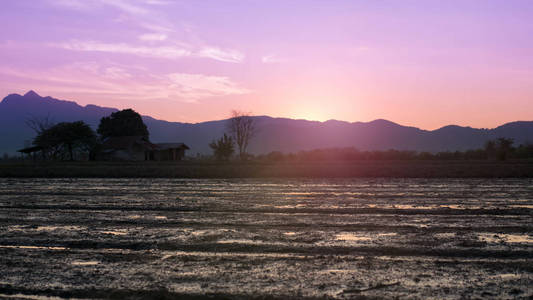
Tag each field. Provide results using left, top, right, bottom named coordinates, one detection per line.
left=1, top=160, right=533, bottom=178
left=0, top=178, right=532, bottom=299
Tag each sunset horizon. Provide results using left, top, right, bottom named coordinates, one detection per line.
left=6, top=88, right=529, bottom=131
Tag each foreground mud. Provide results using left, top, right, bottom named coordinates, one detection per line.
left=0, top=178, right=532, bottom=299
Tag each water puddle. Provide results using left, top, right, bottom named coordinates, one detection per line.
left=509, top=205, right=533, bottom=209
left=336, top=233, right=371, bottom=241
left=479, top=233, right=533, bottom=243
left=440, top=205, right=466, bottom=210
left=392, top=204, right=435, bottom=210
left=274, top=204, right=306, bottom=209
left=101, top=230, right=128, bottom=236
left=35, top=226, right=84, bottom=231
left=492, top=273, right=522, bottom=280
left=0, top=245, right=67, bottom=250
left=378, top=232, right=398, bottom=237
left=0, top=293, right=72, bottom=300
left=71, top=260, right=99, bottom=266
left=161, top=250, right=307, bottom=259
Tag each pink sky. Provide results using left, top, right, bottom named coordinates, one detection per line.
left=1, top=0, right=532, bottom=129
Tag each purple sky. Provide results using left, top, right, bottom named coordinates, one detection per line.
left=1, top=0, right=532, bottom=129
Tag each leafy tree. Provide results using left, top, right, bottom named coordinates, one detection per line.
left=514, top=143, right=533, bottom=159
left=484, top=140, right=497, bottom=159
left=209, top=133, right=235, bottom=161
left=496, top=137, right=514, bottom=161
left=227, top=110, right=256, bottom=160
left=484, top=138, right=514, bottom=161
left=34, top=121, right=96, bottom=160
left=97, top=109, right=149, bottom=139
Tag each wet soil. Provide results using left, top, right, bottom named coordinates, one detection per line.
left=0, top=178, right=532, bottom=299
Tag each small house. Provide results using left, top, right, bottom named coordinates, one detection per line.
left=98, top=136, right=157, bottom=161
left=152, top=143, right=190, bottom=161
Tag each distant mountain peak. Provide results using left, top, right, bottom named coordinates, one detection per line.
left=24, top=90, right=41, bottom=98
left=368, top=119, right=400, bottom=127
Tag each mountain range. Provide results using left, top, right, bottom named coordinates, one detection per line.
left=1, top=91, right=532, bottom=156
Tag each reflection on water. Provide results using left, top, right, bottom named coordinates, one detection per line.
left=510, top=205, right=533, bottom=209
left=101, top=230, right=127, bottom=236
left=71, top=261, right=99, bottom=266
left=336, top=233, right=371, bottom=241
left=36, top=225, right=84, bottom=231
left=0, top=245, right=67, bottom=250
left=479, top=233, right=533, bottom=243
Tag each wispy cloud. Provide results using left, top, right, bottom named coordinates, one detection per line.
left=167, top=73, right=250, bottom=100
left=50, top=0, right=173, bottom=32
left=197, top=47, right=245, bottom=64
left=99, top=0, right=149, bottom=16
left=54, top=40, right=192, bottom=59
left=0, top=63, right=250, bottom=102
left=47, top=0, right=244, bottom=63
left=138, top=33, right=168, bottom=41
left=50, top=0, right=151, bottom=15
left=143, top=0, right=172, bottom=5
left=53, top=40, right=245, bottom=63
left=261, top=54, right=286, bottom=64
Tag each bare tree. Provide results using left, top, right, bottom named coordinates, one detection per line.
left=25, top=114, right=55, bottom=135
left=227, top=110, right=256, bottom=160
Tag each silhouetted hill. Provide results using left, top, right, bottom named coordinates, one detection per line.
left=1, top=91, right=532, bottom=155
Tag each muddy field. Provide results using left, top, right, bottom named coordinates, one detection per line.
left=0, top=178, right=532, bottom=299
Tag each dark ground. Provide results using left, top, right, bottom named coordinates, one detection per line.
left=0, top=160, right=532, bottom=178
left=0, top=178, right=532, bottom=299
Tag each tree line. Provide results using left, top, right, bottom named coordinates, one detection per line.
left=6, top=108, right=532, bottom=162
left=252, top=138, right=533, bottom=162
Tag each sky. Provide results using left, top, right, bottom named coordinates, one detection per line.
left=0, top=0, right=532, bottom=129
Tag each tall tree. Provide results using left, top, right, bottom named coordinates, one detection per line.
left=34, top=121, right=96, bottom=160
left=97, top=109, right=149, bottom=139
left=227, top=110, right=256, bottom=160
left=496, top=137, right=514, bottom=161
left=484, top=140, right=497, bottom=159
left=485, top=138, right=514, bottom=161
left=209, top=133, right=235, bottom=161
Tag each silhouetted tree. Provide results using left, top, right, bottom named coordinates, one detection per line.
left=25, top=114, right=55, bottom=135
left=496, top=137, right=514, bottom=161
left=97, top=109, right=149, bottom=139
left=484, top=140, right=497, bottom=159
left=227, top=110, right=256, bottom=160
left=209, top=133, right=235, bottom=161
left=514, top=143, right=533, bottom=159
left=34, top=121, right=96, bottom=160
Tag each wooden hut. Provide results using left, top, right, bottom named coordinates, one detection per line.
left=98, top=136, right=157, bottom=161
left=152, top=143, right=190, bottom=161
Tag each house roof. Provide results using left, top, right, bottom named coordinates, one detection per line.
left=155, top=143, right=190, bottom=150
left=101, top=136, right=157, bottom=151
left=17, top=146, right=43, bottom=153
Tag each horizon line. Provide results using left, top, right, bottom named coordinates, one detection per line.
left=2, top=90, right=529, bottom=132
